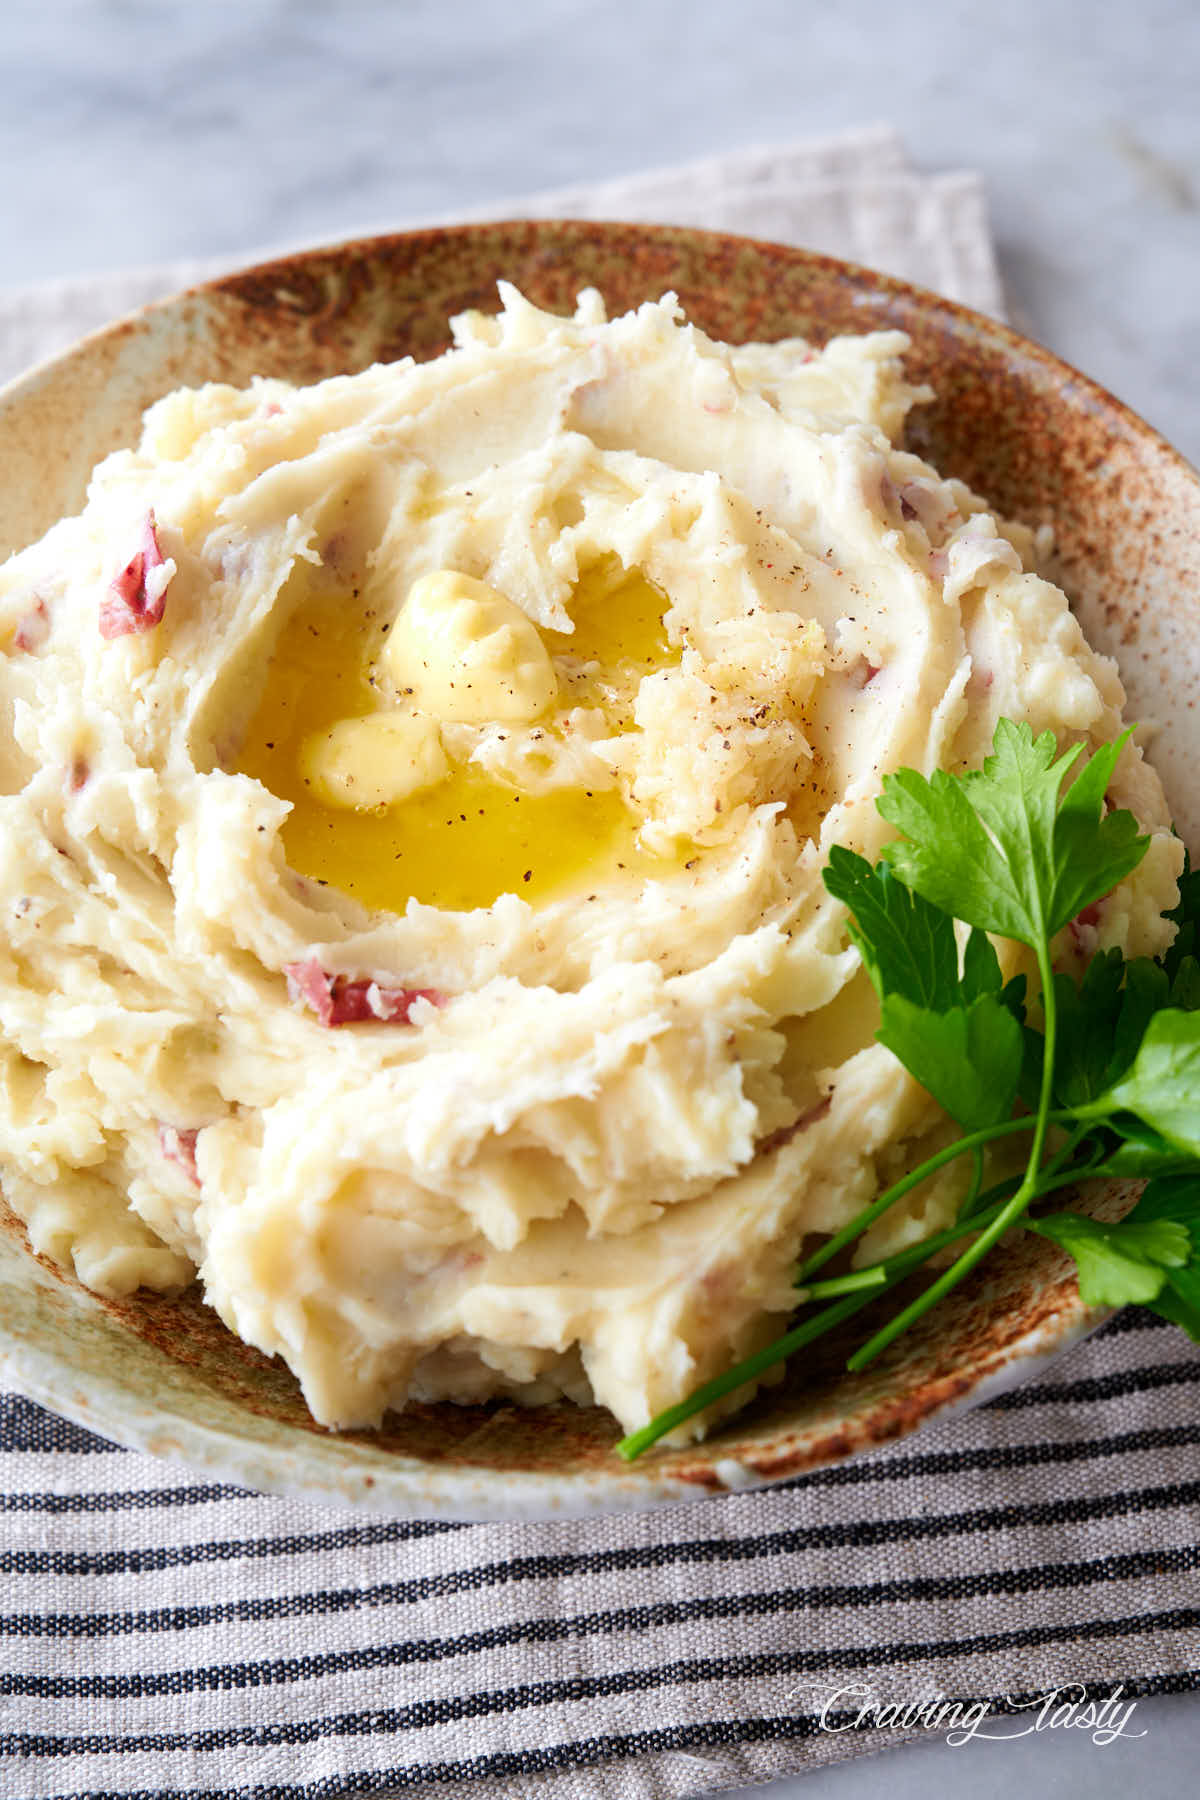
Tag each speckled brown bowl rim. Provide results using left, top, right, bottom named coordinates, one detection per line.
left=0, top=219, right=1196, bottom=1518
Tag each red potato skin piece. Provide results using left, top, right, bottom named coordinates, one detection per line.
left=284, top=954, right=445, bottom=1027
left=1068, top=899, right=1105, bottom=956
left=757, top=1094, right=833, bottom=1158
left=99, top=511, right=170, bottom=639
left=158, top=1124, right=201, bottom=1186
left=13, top=598, right=49, bottom=652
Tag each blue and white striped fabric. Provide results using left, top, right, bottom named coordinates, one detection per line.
left=2, top=1313, right=1198, bottom=1798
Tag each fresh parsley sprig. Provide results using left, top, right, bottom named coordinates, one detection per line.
left=616, top=720, right=1200, bottom=1462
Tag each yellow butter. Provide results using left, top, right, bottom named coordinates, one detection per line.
left=381, top=570, right=559, bottom=724
left=299, top=710, right=449, bottom=810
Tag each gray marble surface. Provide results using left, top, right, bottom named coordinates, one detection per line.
left=2, top=2, right=1198, bottom=1796
left=3, top=0, right=1199, bottom=467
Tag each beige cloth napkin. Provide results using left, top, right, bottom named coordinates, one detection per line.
left=0, top=124, right=1003, bottom=392
left=6, top=130, right=1195, bottom=1800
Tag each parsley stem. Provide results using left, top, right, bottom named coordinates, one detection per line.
left=618, top=1195, right=1017, bottom=1460
left=620, top=1110, right=1097, bottom=1458
left=795, top=1111, right=1069, bottom=1284
left=1035, top=1122, right=1098, bottom=1191
left=613, top=1289, right=873, bottom=1462
left=959, top=1128, right=1101, bottom=1222
left=956, top=1169, right=1019, bottom=1221
left=847, top=942, right=1064, bottom=1371
left=847, top=1176, right=1059, bottom=1372
left=801, top=1266, right=890, bottom=1300
left=801, top=1201, right=1010, bottom=1298
left=1025, top=939, right=1060, bottom=1191
left=855, top=1198, right=1009, bottom=1278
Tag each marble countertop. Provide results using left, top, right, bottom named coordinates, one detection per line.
left=2, top=3, right=1198, bottom=1797
left=3, top=0, right=1199, bottom=466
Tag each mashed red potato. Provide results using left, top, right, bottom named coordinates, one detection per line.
left=0, top=286, right=1182, bottom=1440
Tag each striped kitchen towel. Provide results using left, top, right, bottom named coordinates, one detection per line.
left=1, top=1314, right=1197, bottom=1797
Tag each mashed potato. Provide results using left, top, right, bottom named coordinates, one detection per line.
left=0, top=286, right=1181, bottom=1439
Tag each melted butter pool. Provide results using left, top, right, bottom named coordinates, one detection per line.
left=236, top=564, right=682, bottom=915
left=544, top=558, right=676, bottom=679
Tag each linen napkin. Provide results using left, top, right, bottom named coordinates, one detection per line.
left=1, top=127, right=1196, bottom=1800
left=0, top=124, right=1002, bottom=390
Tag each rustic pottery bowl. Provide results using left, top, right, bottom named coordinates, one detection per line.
left=1, top=222, right=1198, bottom=1518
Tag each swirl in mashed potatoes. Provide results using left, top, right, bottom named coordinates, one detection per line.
left=0, top=286, right=1181, bottom=1439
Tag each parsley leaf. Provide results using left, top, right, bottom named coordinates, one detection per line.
left=1160, top=853, right=1200, bottom=1008
left=1170, top=959, right=1200, bottom=1012
left=1094, top=1124, right=1199, bottom=1179
left=877, top=993, right=1024, bottom=1133
left=1079, top=1180, right=1200, bottom=1339
left=822, top=847, right=959, bottom=1009
left=963, top=926, right=1014, bottom=1004
left=878, top=720, right=1148, bottom=946
left=1026, top=1208, right=1190, bottom=1307
left=823, top=847, right=1025, bottom=1131
left=1162, top=853, right=1200, bottom=965
left=1078, top=1009, right=1200, bottom=1155
left=1149, top=1272, right=1200, bottom=1340
left=1051, top=953, right=1169, bottom=1109
left=1109, top=1176, right=1200, bottom=1338
left=1048, top=731, right=1150, bottom=932
left=1042, top=950, right=1123, bottom=1108
left=619, top=718, right=1197, bottom=1462
left=1028, top=1176, right=1200, bottom=1333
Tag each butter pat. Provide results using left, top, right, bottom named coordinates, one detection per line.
left=299, top=711, right=450, bottom=810
left=381, top=570, right=559, bottom=724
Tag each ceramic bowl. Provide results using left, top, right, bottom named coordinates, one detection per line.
left=1, top=222, right=1198, bottom=1517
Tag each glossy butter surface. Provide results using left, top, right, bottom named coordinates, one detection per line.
left=237, top=564, right=679, bottom=913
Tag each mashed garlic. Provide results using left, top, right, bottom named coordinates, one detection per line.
left=0, top=286, right=1182, bottom=1440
